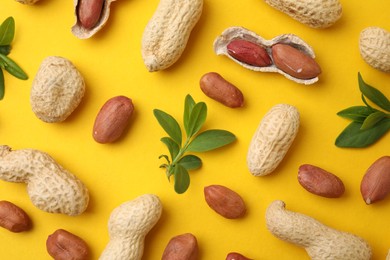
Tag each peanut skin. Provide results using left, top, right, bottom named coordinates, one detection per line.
left=361, top=156, right=390, bottom=204
left=204, top=185, right=246, bottom=219
left=200, top=72, right=244, bottom=108
left=77, top=0, right=104, bottom=29
left=227, top=39, right=272, bottom=67
left=226, top=252, right=252, bottom=260
left=46, top=229, right=89, bottom=260
left=271, top=43, right=321, bottom=79
left=0, top=200, right=31, bottom=232
left=162, top=233, right=198, bottom=260
left=298, top=164, right=345, bottom=198
left=93, top=96, right=134, bottom=143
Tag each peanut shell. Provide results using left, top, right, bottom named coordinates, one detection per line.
left=30, top=56, right=85, bottom=123
left=266, top=200, right=372, bottom=260
left=0, top=145, right=89, bottom=216
left=247, top=104, right=300, bottom=176
left=141, top=0, right=203, bottom=71
left=15, top=0, right=41, bottom=4
left=264, top=0, right=342, bottom=28
left=359, top=26, right=390, bottom=73
left=72, top=0, right=118, bottom=39
left=214, top=26, right=319, bottom=85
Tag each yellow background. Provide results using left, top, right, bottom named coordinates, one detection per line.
left=1, top=0, right=390, bottom=259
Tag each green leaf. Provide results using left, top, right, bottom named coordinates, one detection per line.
left=360, top=111, right=388, bottom=130
left=153, top=109, right=182, bottom=145
left=0, top=53, right=28, bottom=80
left=0, top=17, right=15, bottom=46
left=183, top=94, right=196, bottom=132
left=186, top=102, right=207, bottom=138
left=0, top=69, right=4, bottom=100
left=178, top=155, right=202, bottom=170
left=160, top=137, right=180, bottom=159
left=0, top=45, right=11, bottom=55
left=335, top=119, right=390, bottom=148
left=337, top=106, right=377, bottom=122
left=158, top=154, right=170, bottom=164
left=358, top=72, right=390, bottom=112
left=187, top=129, right=236, bottom=152
left=173, top=164, right=190, bottom=194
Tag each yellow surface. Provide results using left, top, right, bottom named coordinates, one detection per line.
left=1, top=0, right=390, bottom=259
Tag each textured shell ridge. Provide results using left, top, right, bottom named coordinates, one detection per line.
left=100, top=194, right=162, bottom=260
left=108, top=194, right=162, bottom=236
left=359, top=27, right=390, bottom=72
left=0, top=146, right=89, bottom=215
left=264, top=0, right=342, bottom=28
left=141, top=0, right=203, bottom=71
left=266, top=200, right=372, bottom=260
left=31, top=56, right=85, bottom=123
left=247, top=104, right=299, bottom=176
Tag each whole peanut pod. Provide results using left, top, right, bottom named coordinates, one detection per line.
left=31, top=56, right=85, bottom=123
left=264, top=0, right=342, bottom=28
left=99, top=194, right=162, bottom=260
left=359, top=27, right=390, bottom=73
left=266, top=200, right=372, bottom=260
left=247, top=104, right=300, bottom=176
left=0, top=145, right=89, bottom=216
left=141, top=0, right=203, bottom=71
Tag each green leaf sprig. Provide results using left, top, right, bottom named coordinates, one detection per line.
left=335, top=72, right=390, bottom=148
left=0, top=16, right=28, bottom=100
left=154, top=94, right=237, bottom=194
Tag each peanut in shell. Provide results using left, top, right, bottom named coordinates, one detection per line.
left=359, top=26, right=390, bottom=73
left=264, top=0, right=342, bottom=29
left=214, top=26, right=320, bottom=85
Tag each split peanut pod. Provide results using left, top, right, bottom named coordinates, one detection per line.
left=266, top=200, right=372, bottom=260
left=247, top=104, right=300, bottom=176
left=72, top=0, right=118, bottom=39
left=264, top=0, right=342, bottom=29
left=0, top=145, right=89, bottom=216
left=359, top=26, right=390, bottom=73
left=214, top=27, right=321, bottom=85
left=99, top=194, right=162, bottom=260
left=141, top=0, right=203, bottom=71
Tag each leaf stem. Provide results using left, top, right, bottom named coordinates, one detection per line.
left=170, top=137, right=192, bottom=167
